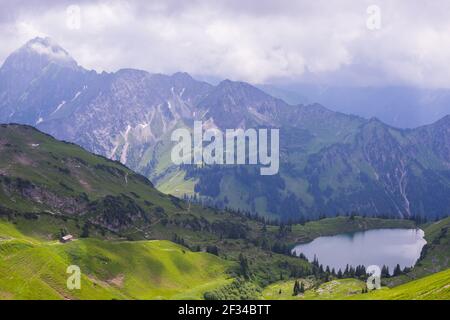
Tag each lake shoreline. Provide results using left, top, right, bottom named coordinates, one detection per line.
left=291, top=228, right=427, bottom=273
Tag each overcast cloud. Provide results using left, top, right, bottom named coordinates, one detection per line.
left=1, top=0, right=450, bottom=87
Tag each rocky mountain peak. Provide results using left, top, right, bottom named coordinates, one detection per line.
left=209, top=79, right=279, bottom=105
left=30, top=37, right=75, bottom=60
left=10, top=37, right=78, bottom=70
left=171, top=71, right=194, bottom=82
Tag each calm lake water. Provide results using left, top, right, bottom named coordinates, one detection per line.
left=292, top=228, right=426, bottom=272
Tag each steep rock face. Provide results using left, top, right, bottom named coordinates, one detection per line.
left=0, top=38, right=214, bottom=166
left=0, top=37, right=84, bottom=124
left=36, top=69, right=210, bottom=161
left=1, top=38, right=449, bottom=220
left=197, top=80, right=289, bottom=128
left=357, top=121, right=413, bottom=217
left=411, top=115, right=450, bottom=168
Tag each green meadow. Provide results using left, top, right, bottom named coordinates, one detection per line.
left=0, top=220, right=232, bottom=300
left=262, top=269, right=450, bottom=300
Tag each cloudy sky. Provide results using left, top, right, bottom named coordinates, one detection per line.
left=1, top=0, right=450, bottom=87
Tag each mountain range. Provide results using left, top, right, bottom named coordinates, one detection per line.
left=259, top=83, right=450, bottom=129
left=1, top=37, right=449, bottom=220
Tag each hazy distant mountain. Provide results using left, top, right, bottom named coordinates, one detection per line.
left=1, top=38, right=449, bottom=220
left=259, top=83, right=450, bottom=128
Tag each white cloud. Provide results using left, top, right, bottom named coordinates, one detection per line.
left=29, top=41, right=71, bottom=61
left=1, top=0, right=450, bottom=87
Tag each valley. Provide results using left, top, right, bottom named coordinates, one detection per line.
left=0, top=124, right=448, bottom=300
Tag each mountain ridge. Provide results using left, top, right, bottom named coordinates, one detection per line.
left=1, top=38, right=449, bottom=220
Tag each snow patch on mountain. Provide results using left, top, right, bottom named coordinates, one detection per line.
left=71, top=91, right=82, bottom=101
left=120, top=125, right=132, bottom=164
left=52, top=101, right=66, bottom=115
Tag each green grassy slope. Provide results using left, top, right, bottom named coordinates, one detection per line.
left=0, top=220, right=231, bottom=300
left=0, top=124, right=177, bottom=239
left=262, top=278, right=365, bottom=300
left=418, top=217, right=450, bottom=274
left=261, top=269, right=450, bottom=300
left=352, top=269, right=450, bottom=300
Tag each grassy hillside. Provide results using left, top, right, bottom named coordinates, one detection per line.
left=0, top=124, right=177, bottom=239
left=0, top=220, right=231, bottom=300
left=417, top=217, right=450, bottom=275
left=261, top=269, right=450, bottom=300
left=353, top=269, right=450, bottom=300
left=262, top=278, right=365, bottom=300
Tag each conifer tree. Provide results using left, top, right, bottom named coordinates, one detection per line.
left=293, top=280, right=300, bottom=296
left=393, top=264, right=402, bottom=276
left=344, top=264, right=349, bottom=276
left=239, top=254, right=250, bottom=279
left=381, top=265, right=390, bottom=278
